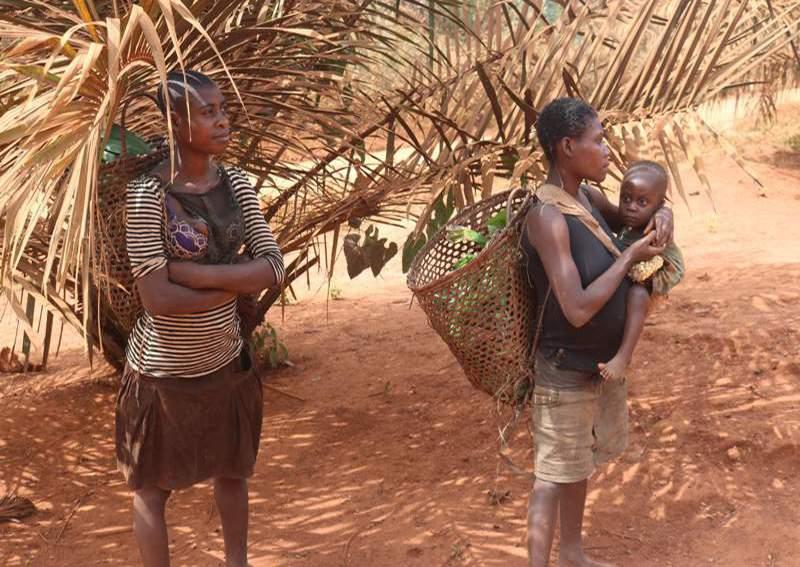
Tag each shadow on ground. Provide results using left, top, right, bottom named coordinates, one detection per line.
left=1, top=265, right=800, bottom=566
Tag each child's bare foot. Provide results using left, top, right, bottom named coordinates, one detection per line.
left=598, top=353, right=629, bottom=382
left=559, top=549, right=617, bottom=567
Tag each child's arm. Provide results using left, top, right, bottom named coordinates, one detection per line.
left=652, top=241, right=685, bottom=296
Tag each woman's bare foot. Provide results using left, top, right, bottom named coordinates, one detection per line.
left=597, top=352, right=629, bottom=382
left=560, top=549, right=617, bottom=567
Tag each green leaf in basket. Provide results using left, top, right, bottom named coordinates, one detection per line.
left=447, top=226, right=488, bottom=247
left=102, top=124, right=152, bottom=163
left=452, top=253, right=476, bottom=271
left=487, top=210, right=508, bottom=237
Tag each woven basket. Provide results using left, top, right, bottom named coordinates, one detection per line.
left=95, top=95, right=167, bottom=336
left=96, top=146, right=167, bottom=336
left=407, top=189, right=537, bottom=405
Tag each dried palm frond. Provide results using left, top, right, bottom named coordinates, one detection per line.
left=1, top=0, right=800, bottom=369
left=373, top=0, right=800, bottom=242
left=0, top=494, right=36, bottom=522
left=0, top=1, right=468, bottom=365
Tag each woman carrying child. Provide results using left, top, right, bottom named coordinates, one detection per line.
left=522, top=97, right=675, bottom=566
left=115, top=70, right=285, bottom=567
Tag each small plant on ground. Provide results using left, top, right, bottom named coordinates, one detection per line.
left=252, top=323, right=290, bottom=369
left=329, top=284, right=343, bottom=301
left=787, top=133, right=800, bottom=152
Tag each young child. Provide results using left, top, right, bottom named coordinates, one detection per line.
left=598, top=160, right=685, bottom=381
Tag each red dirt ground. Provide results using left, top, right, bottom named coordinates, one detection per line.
left=1, top=106, right=800, bottom=566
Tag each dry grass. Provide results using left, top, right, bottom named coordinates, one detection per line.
left=0, top=494, right=36, bottom=523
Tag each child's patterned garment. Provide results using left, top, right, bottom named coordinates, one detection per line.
left=616, top=227, right=685, bottom=296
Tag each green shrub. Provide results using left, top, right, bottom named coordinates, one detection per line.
left=253, top=323, right=290, bottom=369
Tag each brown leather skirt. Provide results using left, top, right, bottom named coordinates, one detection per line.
left=115, top=348, right=263, bottom=491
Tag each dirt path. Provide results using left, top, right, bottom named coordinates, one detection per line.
left=2, top=112, right=800, bottom=566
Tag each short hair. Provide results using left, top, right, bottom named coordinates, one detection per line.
left=624, top=160, right=669, bottom=198
left=155, top=69, right=216, bottom=114
left=535, top=97, right=598, bottom=164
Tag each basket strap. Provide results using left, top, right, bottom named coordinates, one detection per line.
left=505, top=187, right=528, bottom=225
left=496, top=403, right=533, bottom=477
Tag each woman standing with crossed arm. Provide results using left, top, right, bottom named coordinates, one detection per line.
left=116, top=70, right=284, bottom=567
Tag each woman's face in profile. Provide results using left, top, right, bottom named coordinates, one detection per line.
left=171, top=83, right=230, bottom=155
left=570, top=116, right=610, bottom=184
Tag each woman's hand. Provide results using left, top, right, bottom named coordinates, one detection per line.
left=644, top=206, right=674, bottom=247
left=625, top=232, right=666, bottom=264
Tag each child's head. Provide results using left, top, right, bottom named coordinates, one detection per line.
left=619, top=160, right=668, bottom=230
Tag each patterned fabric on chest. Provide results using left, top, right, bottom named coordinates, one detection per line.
left=161, top=167, right=245, bottom=265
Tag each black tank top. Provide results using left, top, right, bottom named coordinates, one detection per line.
left=521, top=188, right=630, bottom=373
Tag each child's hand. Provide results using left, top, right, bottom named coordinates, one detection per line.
left=644, top=206, right=674, bottom=247
left=626, top=232, right=666, bottom=264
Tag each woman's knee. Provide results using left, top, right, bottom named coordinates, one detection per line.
left=134, top=486, right=171, bottom=511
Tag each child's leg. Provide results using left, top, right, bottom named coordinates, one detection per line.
left=599, top=284, right=650, bottom=382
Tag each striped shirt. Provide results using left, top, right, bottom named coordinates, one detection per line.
left=125, top=165, right=285, bottom=378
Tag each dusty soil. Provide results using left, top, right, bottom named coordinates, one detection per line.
left=2, top=105, right=800, bottom=566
